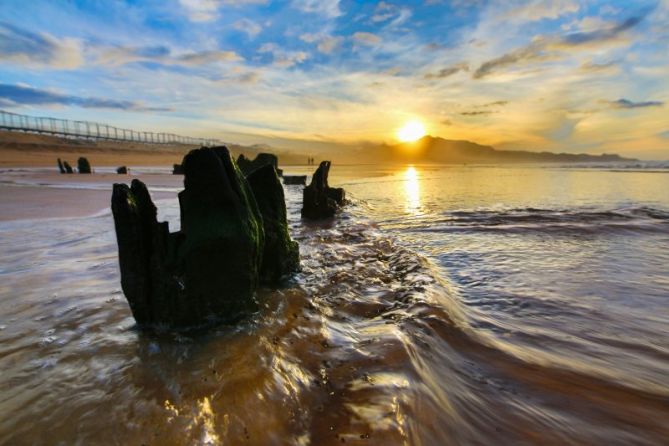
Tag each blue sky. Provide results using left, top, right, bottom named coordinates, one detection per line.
left=0, top=0, right=668, bottom=158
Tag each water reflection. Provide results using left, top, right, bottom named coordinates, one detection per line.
left=404, top=166, right=420, bottom=214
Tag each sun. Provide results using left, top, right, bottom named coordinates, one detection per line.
left=396, top=120, right=426, bottom=142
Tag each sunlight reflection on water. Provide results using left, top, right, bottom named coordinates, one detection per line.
left=403, top=166, right=421, bottom=214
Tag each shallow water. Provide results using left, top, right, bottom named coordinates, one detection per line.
left=0, top=164, right=668, bottom=445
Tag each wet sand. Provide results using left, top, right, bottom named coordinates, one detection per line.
left=0, top=173, right=180, bottom=221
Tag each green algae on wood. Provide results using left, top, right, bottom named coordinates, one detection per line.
left=111, top=146, right=267, bottom=329
left=246, top=163, right=300, bottom=284
left=178, top=146, right=264, bottom=323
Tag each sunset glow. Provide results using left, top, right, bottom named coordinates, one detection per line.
left=0, top=1, right=667, bottom=159
left=397, top=121, right=426, bottom=143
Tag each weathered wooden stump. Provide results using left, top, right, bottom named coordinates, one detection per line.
left=301, top=161, right=345, bottom=220
left=112, top=146, right=267, bottom=328
left=237, top=153, right=283, bottom=177
left=246, top=164, right=299, bottom=283
left=78, top=157, right=92, bottom=174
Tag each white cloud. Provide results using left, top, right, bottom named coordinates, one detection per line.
left=177, top=50, right=243, bottom=65
left=94, top=46, right=242, bottom=66
left=179, top=0, right=220, bottom=22
left=299, top=33, right=321, bottom=43
left=179, top=0, right=268, bottom=22
left=372, top=1, right=395, bottom=22
left=291, top=0, right=342, bottom=19
left=238, top=71, right=260, bottom=83
left=300, top=33, right=342, bottom=54
left=259, top=43, right=309, bottom=67
left=372, top=2, right=412, bottom=27
left=317, top=36, right=342, bottom=54
left=275, top=51, right=309, bottom=67
left=233, top=19, right=262, bottom=38
left=352, top=32, right=381, bottom=45
left=258, top=42, right=278, bottom=53
left=503, top=0, right=580, bottom=23
left=0, top=23, right=84, bottom=69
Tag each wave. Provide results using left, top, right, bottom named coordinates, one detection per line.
left=380, top=206, right=669, bottom=235
left=285, top=196, right=669, bottom=444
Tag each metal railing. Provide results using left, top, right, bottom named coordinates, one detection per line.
left=0, top=110, right=223, bottom=146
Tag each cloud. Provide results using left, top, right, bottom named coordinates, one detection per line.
left=300, top=33, right=342, bottom=54
left=473, top=43, right=547, bottom=79
left=258, top=43, right=309, bottom=67
left=372, top=2, right=412, bottom=27
left=94, top=45, right=242, bottom=66
left=299, top=33, right=321, bottom=43
left=460, top=110, right=497, bottom=116
left=458, top=101, right=508, bottom=116
left=0, top=83, right=172, bottom=111
left=478, top=100, right=509, bottom=107
left=238, top=72, right=260, bottom=83
left=0, top=22, right=83, bottom=69
left=291, top=0, right=342, bottom=19
left=179, top=0, right=220, bottom=22
left=503, top=0, right=580, bottom=22
left=557, top=14, right=645, bottom=47
left=605, top=98, right=663, bottom=109
left=213, top=71, right=261, bottom=84
left=580, top=60, right=619, bottom=73
left=473, top=14, right=647, bottom=79
left=352, top=32, right=381, bottom=46
left=424, top=62, right=469, bottom=79
left=317, top=36, right=342, bottom=54
left=176, top=50, right=242, bottom=65
left=233, top=19, right=262, bottom=38
left=178, top=0, right=267, bottom=22
left=275, top=51, right=309, bottom=67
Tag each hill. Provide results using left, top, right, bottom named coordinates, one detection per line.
left=361, top=136, right=635, bottom=164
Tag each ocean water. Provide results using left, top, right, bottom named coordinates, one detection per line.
left=0, top=164, right=668, bottom=445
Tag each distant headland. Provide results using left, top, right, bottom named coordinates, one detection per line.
left=368, top=135, right=635, bottom=164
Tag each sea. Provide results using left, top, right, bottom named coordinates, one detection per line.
left=0, top=162, right=668, bottom=445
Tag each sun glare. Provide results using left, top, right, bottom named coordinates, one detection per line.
left=404, top=166, right=421, bottom=213
left=397, top=120, right=426, bottom=143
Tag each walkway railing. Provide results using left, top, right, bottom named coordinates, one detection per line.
left=0, top=110, right=223, bottom=146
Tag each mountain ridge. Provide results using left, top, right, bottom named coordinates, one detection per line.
left=363, top=135, right=636, bottom=164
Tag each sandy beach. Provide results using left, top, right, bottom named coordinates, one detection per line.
left=0, top=171, right=181, bottom=221
left=0, top=130, right=308, bottom=168
left=0, top=130, right=198, bottom=168
left=0, top=130, right=250, bottom=221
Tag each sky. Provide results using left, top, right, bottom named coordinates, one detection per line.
left=0, top=0, right=668, bottom=159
